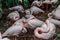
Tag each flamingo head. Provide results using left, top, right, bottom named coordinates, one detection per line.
left=31, top=1, right=41, bottom=7
left=25, top=9, right=31, bottom=15
left=13, top=16, right=20, bottom=21
left=39, top=9, right=45, bottom=15
left=48, top=13, right=53, bottom=18
left=21, top=27, right=27, bottom=33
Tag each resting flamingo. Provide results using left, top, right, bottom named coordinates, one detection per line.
left=34, top=19, right=56, bottom=39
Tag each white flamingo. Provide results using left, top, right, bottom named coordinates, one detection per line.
left=2, top=18, right=27, bottom=40
left=51, top=0, right=58, bottom=4
left=50, top=5, right=60, bottom=19
left=34, top=19, right=56, bottom=39
left=43, top=0, right=58, bottom=4
left=48, top=18, right=60, bottom=26
left=31, top=0, right=42, bottom=7
left=9, top=5, right=24, bottom=13
left=24, top=16, right=44, bottom=29
left=30, top=6, right=45, bottom=15
left=25, top=9, right=34, bottom=19
left=7, top=11, right=20, bottom=21
left=48, top=12, right=60, bottom=26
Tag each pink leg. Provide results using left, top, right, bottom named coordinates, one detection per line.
left=20, top=32, right=22, bottom=40
left=13, top=36, right=17, bottom=40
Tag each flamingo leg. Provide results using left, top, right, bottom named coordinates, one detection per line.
left=13, top=36, right=17, bottom=40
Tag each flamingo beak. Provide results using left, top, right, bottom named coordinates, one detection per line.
left=14, top=16, right=19, bottom=21
left=48, top=13, right=53, bottom=18
left=41, top=10, right=45, bottom=15
left=9, top=8, right=12, bottom=10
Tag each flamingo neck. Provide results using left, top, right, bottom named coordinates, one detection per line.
left=43, top=20, right=50, bottom=33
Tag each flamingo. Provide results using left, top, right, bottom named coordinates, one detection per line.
left=2, top=18, right=27, bottom=40
left=40, top=0, right=58, bottom=10
left=48, top=12, right=60, bottom=26
left=43, top=0, right=58, bottom=4
left=51, top=0, right=58, bottom=4
left=25, top=9, right=34, bottom=19
left=30, top=6, right=44, bottom=15
left=48, top=18, right=60, bottom=26
left=24, top=16, right=44, bottom=29
left=9, top=5, right=24, bottom=13
left=31, top=0, right=42, bottom=7
left=34, top=19, right=56, bottom=39
left=7, top=11, right=20, bottom=21
left=49, top=5, right=60, bottom=19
